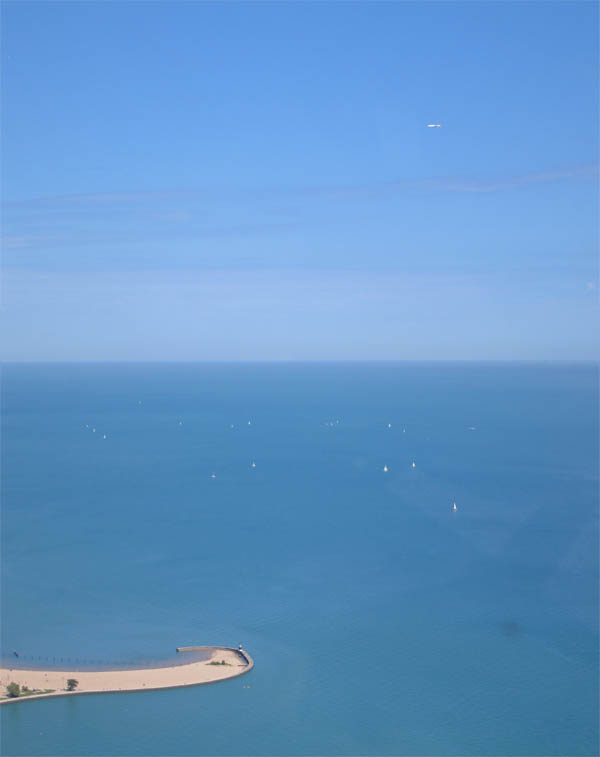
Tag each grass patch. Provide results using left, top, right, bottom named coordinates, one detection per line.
left=17, top=688, right=56, bottom=698
left=207, top=660, right=231, bottom=666
left=1, top=688, right=56, bottom=700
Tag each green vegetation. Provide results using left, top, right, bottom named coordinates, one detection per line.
left=66, top=679, right=79, bottom=691
left=207, top=660, right=230, bottom=666
left=0, top=685, right=57, bottom=701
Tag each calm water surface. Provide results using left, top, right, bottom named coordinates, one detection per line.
left=1, top=363, right=598, bottom=756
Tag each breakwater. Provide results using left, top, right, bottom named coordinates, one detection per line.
left=176, top=645, right=254, bottom=670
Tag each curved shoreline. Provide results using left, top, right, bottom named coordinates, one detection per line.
left=0, top=646, right=253, bottom=705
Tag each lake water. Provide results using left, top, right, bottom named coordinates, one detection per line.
left=1, top=363, right=598, bottom=756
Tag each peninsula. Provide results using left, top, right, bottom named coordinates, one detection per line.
left=0, top=646, right=253, bottom=704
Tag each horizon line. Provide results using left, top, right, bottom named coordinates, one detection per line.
left=3, top=359, right=597, bottom=366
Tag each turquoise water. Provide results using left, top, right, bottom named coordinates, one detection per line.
left=1, top=363, right=598, bottom=756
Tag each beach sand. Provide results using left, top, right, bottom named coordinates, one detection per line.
left=0, top=647, right=252, bottom=703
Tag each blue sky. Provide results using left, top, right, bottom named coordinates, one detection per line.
left=2, top=1, right=598, bottom=360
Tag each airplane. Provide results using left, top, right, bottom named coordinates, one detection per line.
left=427, top=123, right=443, bottom=128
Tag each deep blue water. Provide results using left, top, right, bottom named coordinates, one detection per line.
left=1, top=363, right=598, bottom=757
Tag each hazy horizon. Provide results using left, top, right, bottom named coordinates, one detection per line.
left=4, top=358, right=598, bottom=365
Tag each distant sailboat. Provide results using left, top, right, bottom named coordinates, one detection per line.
left=411, top=462, right=416, bottom=468
left=383, top=465, right=389, bottom=473
left=453, top=502, right=457, bottom=511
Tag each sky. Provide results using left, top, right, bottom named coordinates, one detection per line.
left=1, top=0, right=598, bottom=361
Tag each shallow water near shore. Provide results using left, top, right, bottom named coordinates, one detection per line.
left=1, top=363, right=598, bottom=756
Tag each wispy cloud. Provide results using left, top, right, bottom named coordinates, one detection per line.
left=2, top=232, right=77, bottom=250
left=3, top=235, right=39, bottom=250
left=1, top=222, right=296, bottom=252
left=422, top=164, right=599, bottom=193
left=2, top=163, right=596, bottom=273
left=4, top=163, right=597, bottom=212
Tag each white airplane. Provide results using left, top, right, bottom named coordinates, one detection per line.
left=427, top=123, right=442, bottom=128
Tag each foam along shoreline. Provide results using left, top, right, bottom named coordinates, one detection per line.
left=0, top=647, right=253, bottom=704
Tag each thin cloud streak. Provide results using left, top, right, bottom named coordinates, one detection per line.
left=2, top=163, right=595, bottom=269
left=422, top=164, right=599, bottom=193
left=1, top=222, right=297, bottom=253
left=3, top=163, right=597, bottom=212
left=3, top=215, right=596, bottom=280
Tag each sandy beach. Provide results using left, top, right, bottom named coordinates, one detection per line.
left=0, top=647, right=253, bottom=703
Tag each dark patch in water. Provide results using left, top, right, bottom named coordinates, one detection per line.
left=500, top=620, right=521, bottom=638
